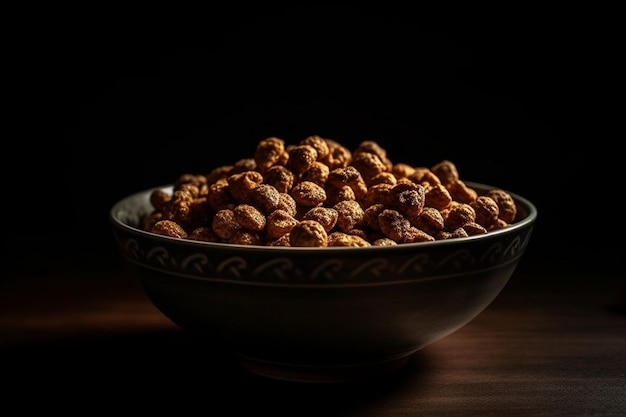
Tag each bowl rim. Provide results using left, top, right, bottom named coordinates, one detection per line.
left=110, top=181, right=537, bottom=254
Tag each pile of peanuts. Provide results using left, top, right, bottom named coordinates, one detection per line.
left=142, top=136, right=518, bottom=247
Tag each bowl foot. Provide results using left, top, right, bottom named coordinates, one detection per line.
left=236, top=352, right=415, bottom=383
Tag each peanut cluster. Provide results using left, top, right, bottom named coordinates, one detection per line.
left=142, top=136, right=518, bottom=247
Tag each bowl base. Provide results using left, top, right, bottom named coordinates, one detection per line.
left=237, top=352, right=415, bottom=383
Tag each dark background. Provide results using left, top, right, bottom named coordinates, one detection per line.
left=5, top=6, right=620, bottom=280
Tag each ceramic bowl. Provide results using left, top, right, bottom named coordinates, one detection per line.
left=110, top=181, right=536, bottom=382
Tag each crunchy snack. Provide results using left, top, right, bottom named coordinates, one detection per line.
left=333, top=199, right=365, bottom=233
left=470, top=196, right=500, bottom=229
left=233, top=204, right=266, bottom=232
left=328, top=231, right=371, bottom=247
left=291, top=180, right=327, bottom=208
left=302, top=207, right=338, bottom=233
left=143, top=136, right=519, bottom=247
left=486, top=189, right=517, bottom=224
left=289, top=220, right=328, bottom=247
left=150, top=219, right=188, bottom=239
left=263, top=165, right=295, bottom=194
left=266, top=209, right=298, bottom=240
left=254, top=137, right=286, bottom=174
left=227, top=171, right=263, bottom=203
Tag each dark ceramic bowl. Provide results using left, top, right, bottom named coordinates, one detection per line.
left=110, top=181, right=537, bottom=382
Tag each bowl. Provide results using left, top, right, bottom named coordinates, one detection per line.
left=110, top=181, right=536, bottom=383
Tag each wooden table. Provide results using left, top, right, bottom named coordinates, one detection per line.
left=2, top=249, right=624, bottom=416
